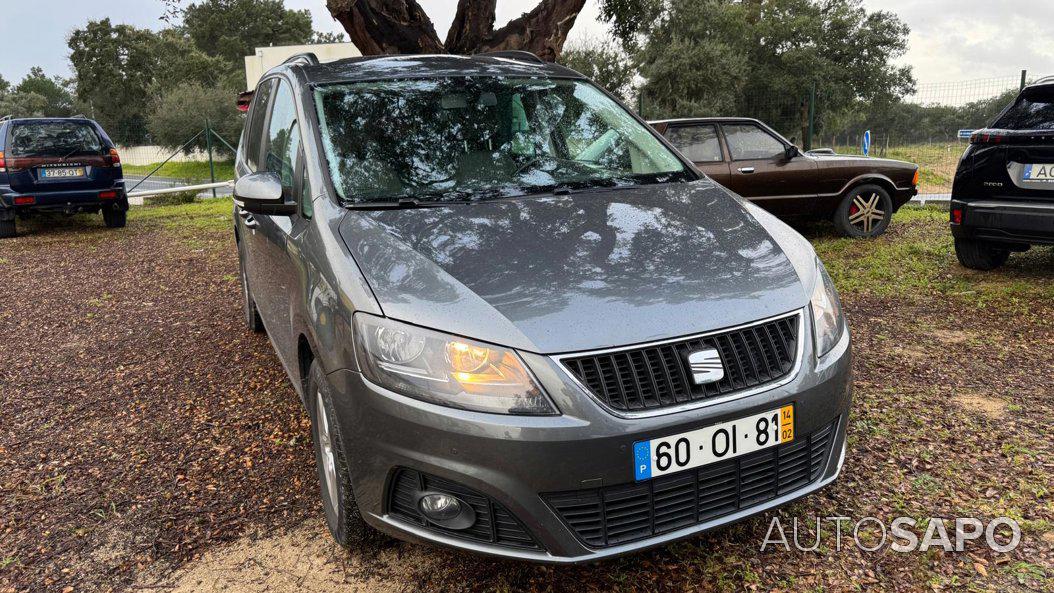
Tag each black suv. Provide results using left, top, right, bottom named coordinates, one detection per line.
left=0, top=116, right=128, bottom=238
left=951, top=77, right=1054, bottom=269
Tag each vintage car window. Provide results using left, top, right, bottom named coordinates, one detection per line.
left=993, top=87, right=1054, bottom=130
left=665, top=125, right=723, bottom=162
left=314, top=78, right=693, bottom=203
left=724, top=124, right=786, bottom=160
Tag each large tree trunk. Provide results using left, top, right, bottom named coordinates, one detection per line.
left=326, top=0, right=445, bottom=55
left=326, top=0, right=586, bottom=62
left=446, top=0, right=497, bottom=55
left=481, top=0, right=587, bottom=62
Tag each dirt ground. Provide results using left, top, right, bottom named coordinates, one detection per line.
left=1, top=204, right=1051, bottom=593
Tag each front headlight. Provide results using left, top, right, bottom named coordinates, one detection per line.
left=353, top=313, right=557, bottom=415
left=810, top=257, right=845, bottom=357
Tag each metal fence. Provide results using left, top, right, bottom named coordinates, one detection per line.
left=108, top=123, right=237, bottom=204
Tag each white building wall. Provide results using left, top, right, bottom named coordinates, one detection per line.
left=244, top=43, right=363, bottom=89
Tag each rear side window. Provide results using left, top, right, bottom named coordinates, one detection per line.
left=993, top=88, right=1054, bottom=130
left=8, top=122, right=103, bottom=158
left=665, top=125, right=723, bottom=162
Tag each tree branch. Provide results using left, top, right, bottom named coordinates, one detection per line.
left=480, top=0, right=587, bottom=61
left=445, top=0, right=497, bottom=54
left=326, top=0, right=444, bottom=55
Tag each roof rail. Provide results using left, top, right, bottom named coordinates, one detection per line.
left=70, top=113, right=88, bottom=119
left=0, top=115, right=12, bottom=122
left=479, top=50, right=546, bottom=65
left=283, top=52, right=320, bottom=67
left=1032, top=75, right=1054, bottom=85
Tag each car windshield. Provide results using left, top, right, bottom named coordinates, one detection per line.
left=314, top=77, right=693, bottom=203
left=8, top=122, right=104, bottom=158
left=992, top=87, right=1054, bottom=130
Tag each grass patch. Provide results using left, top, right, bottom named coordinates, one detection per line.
left=123, top=159, right=235, bottom=182
left=129, top=197, right=232, bottom=234
left=812, top=206, right=1054, bottom=309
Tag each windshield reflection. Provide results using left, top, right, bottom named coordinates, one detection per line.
left=314, top=77, right=692, bottom=204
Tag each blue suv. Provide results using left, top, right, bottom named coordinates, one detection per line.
left=0, top=116, right=128, bottom=238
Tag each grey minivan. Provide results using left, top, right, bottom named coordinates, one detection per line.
left=233, top=52, right=852, bottom=563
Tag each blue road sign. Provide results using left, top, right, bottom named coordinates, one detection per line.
left=862, top=130, right=872, bottom=157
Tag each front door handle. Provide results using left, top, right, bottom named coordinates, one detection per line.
left=238, top=208, right=252, bottom=219
left=738, top=167, right=756, bottom=174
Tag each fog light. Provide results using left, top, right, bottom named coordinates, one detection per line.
left=419, top=493, right=462, bottom=521
left=416, top=491, right=476, bottom=530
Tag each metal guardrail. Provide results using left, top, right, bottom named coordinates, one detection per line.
left=126, top=180, right=233, bottom=199
left=911, top=194, right=951, bottom=206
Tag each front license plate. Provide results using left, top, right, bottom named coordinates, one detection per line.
left=40, top=167, right=85, bottom=179
left=1023, top=164, right=1054, bottom=182
left=633, top=405, right=794, bottom=481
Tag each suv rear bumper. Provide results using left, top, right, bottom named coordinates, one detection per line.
left=0, top=184, right=128, bottom=217
left=950, top=198, right=1054, bottom=246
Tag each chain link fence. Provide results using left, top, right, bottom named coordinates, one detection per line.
left=105, top=123, right=237, bottom=204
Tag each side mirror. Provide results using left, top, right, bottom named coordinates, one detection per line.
left=234, top=172, right=296, bottom=216
left=784, top=145, right=800, bottom=160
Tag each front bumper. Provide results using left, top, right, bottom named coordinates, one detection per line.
left=951, top=198, right=1054, bottom=246
left=0, top=184, right=128, bottom=215
left=326, top=311, right=852, bottom=562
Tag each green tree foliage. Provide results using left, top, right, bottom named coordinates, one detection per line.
left=182, top=0, right=313, bottom=66
left=560, top=38, right=637, bottom=102
left=0, top=68, right=74, bottom=118
left=14, top=68, right=75, bottom=116
left=148, top=82, right=244, bottom=156
left=633, top=0, right=915, bottom=137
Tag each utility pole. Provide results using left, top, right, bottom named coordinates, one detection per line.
left=1020, top=70, right=1028, bottom=91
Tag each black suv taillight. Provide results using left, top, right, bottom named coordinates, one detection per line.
left=970, top=130, right=1010, bottom=145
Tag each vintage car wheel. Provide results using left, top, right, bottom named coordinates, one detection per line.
left=834, top=184, right=893, bottom=238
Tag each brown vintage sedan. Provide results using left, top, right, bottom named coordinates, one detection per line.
left=651, top=117, right=919, bottom=237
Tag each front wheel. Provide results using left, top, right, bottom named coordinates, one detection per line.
left=0, top=218, right=15, bottom=239
left=955, top=238, right=1010, bottom=271
left=833, top=184, right=893, bottom=238
left=102, top=207, right=126, bottom=228
left=307, top=360, right=373, bottom=548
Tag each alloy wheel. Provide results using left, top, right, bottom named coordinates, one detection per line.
left=847, top=192, right=886, bottom=234
left=316, top=391, right=340, bottom=517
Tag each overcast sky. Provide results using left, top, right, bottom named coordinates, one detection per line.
left=2, top=0, right=1052, bottom=97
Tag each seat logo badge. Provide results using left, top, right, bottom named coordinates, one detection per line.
left=687, top=348, right=725, bottom=384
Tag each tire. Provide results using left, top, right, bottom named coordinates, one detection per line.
left=239, top=255, right=265, bottom=333
left=955, top=238, right=1010, bottom=271
left=833, top=184, right=893, bottom=238
left=103, top=207, right=127, bottom=228
left=0, top=218, right=14, bottom=239
left=307, top=360, right=372, bottom=548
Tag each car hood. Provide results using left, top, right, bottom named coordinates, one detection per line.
left=338, top=180, right=812, bottom=354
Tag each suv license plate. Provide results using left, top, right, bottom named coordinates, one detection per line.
left=633, top=405, right=794, bottom=481
left=41, top=167, right=86, bottom=179
left=1023, top=164, right=1054, bottom=182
